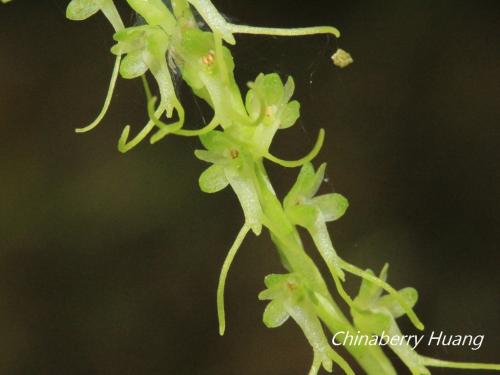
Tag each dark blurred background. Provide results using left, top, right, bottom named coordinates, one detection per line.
left=0, top=1, right=499, bottom=374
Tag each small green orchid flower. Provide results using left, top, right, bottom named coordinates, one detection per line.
left=110, top=25, right=185, bottom=152
left=238, top=73, right=324, bottom=167
left=194, top=130, right=264, bottom=336
left=284, top=163, right=348, bottom=287
left=259, top=273, right=354, bottom=375
left=171, top=29, right=251, bottom=131
left=246, top=73, right=300, bottom=129
left=195, top=131, right=262, bottom=235
left=244, top=73, right=300, bottom=154
left=351, top=265, right=429, bottom=375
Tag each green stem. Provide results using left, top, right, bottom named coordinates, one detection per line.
left=253, top=160, right=396, bottom=375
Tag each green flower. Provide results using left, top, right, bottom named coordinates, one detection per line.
left=259, top=273, right=354, bottom=375
left=351, top=265, right=429, bottom=375
left=111, top=25, right=185, bottom=152
left=284, top=163, right=348, bottom=282
left=246, top=73, right=300, bottom=129
left=195, top=131, right=262, bottom=235
left=175, top=29, right=250, bottom=130
left=242, top=73, right=300, bottom=155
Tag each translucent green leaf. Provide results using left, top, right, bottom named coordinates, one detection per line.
left=66, top=0, right=101, bottom=20
left=199, top=164, right=229, bottom=193
left=313, top=193, right=349, bottom=222
left=263, top=299, right=290, bottom=328
left=280, top=100, right=300, bottom=129
left=378, top=287, right=419, bottom=318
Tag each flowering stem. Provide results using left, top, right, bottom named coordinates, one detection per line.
left=251, top=159, right=397, bottom=375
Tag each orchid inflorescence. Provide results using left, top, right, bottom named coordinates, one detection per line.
left=3, top=0, right=500, bottom=374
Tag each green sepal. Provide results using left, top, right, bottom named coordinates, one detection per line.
left=199, top=164, right=229, bottom=193
left=378, top=287, right=419, bottom=319
left=312, top=193, right=349, bottom=222
left=352, top=308, right=392, bottom=335
left=66, top=0, right=102, bottom=20
left=263, top=299, right=290, bottom=328
left=284, top=163, right=326, bottom=208
left=286, top=204, right=319, bottom=229
left=199, top=130, right=233, bottom=153
left=280, top=100, right=300, bottom=129
left=263, top=273, right=290, bottom=289
left=119, top=51, right=148, bottom=79
left=355, top=266, right=387, bottom=309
